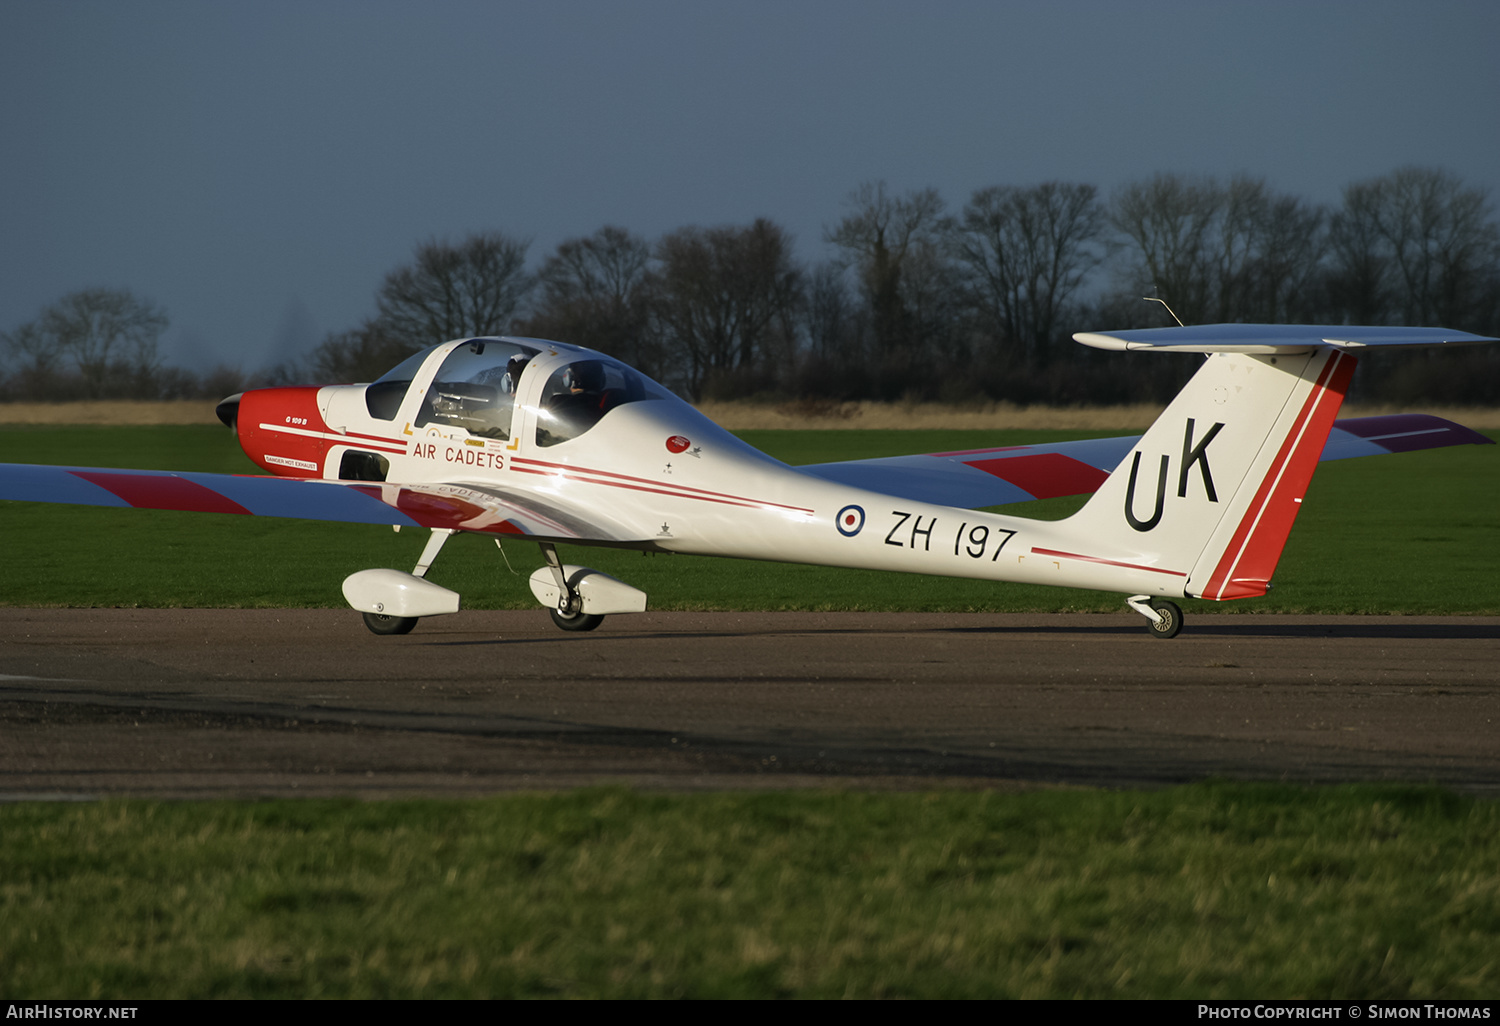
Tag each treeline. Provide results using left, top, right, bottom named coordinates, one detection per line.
left=0, top=286, right=246, bottom=403
left=5, top=167, right=1499, bottom=405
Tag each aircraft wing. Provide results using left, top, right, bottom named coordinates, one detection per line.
left=0, top=463, right=651, bottom=544
left=796, top=414, right=1494, bottom=509
left=2, top=414, right=1488, bottom=528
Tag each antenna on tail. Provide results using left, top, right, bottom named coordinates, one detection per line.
left=1143, top=295, right=1185, bottom=328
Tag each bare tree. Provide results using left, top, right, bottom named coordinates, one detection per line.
left=374, top=232, right=533, bottom=346
left=2, top=321, right=59, bottom=394
left=521, top=226, right=659, bottom=375
left=308, top=320, right=416, bottom=383
left=803, top=262, right=864, bottom=362
left=1329, top=167, right=1500, bottom=328
left=1241, top=185, right=1326, bottom=322
left=1108, top=174, right=1223, bottom=324
left=651, top=218, right=804, bottom=398
left=950, top=182, right=1105, bottom=365
left=4, top=288, right=169, bottom=398
left=896, top=235, right=965, bottom=370
left=1214, top=177, right=1327, bottom=323
left=825, top=182, right=950, bottom=358
left=1326, top=182, right=1393, bottom=324
left=1110, top=174, right=1328, bottom=325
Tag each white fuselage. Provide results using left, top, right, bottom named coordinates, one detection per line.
left=280, top=340, right=1189, bottom=600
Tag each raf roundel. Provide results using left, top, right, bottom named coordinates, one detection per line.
left=665, top=435, right=691, bottom=453
left=836, top=504, right=865, bottom=537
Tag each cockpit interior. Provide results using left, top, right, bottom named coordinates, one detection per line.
left=363, top=338, right=669, bottom=448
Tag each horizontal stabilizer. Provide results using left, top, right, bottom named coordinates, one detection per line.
left=1075, top=323, right=1499, bottom=354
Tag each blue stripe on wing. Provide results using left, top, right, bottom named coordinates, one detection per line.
left=0, top=463, right=649, bottom=542
left=180, top=472, right=422, bottom=524
left=0, top=463, right=135, bottom=507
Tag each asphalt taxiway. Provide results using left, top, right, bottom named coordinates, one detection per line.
left=2, top=609, right=1496, bottom=798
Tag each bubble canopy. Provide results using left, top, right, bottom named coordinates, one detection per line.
left=532, top=353, right=670, bottom=447
left=363, top=338, right=670, bottom=446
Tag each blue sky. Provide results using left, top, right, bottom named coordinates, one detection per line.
left=3, top=0, right=1497, bottom=375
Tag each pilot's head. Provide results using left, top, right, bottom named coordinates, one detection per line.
left=564, top=360, right=605, bottom=393
left=505, top=355, right=530, bottom=394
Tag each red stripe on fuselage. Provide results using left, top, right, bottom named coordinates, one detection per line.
left=340, top=428, right=408, bottom=446
left=1030, top=546, right=1187, bottom=577
left=510, top=456, right=816, bottom=514
left=508, top=464, right=781, bottom=511
left=258, top=424, right=408, bottom=457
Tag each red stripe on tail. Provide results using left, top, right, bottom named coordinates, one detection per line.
left=1200, top=352, right=1357, bottom=600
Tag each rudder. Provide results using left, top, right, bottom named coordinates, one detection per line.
left=1189, top=349, right=1356, bottom=599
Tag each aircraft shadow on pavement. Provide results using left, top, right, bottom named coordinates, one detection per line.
left=424, top=620, right=1500, bottom=646
left=1176, top=621, right=1500, bottom=641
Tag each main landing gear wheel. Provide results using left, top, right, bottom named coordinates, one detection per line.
left=549, top=607, right=604, bottom=632
left=362, top=611, right=418, bottom=636
left=1146, top=599, right=1183, bottom=639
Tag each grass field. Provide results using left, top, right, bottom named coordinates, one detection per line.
left=3, top=784, right=1498, bottom=999
left=1, top=423, right=1496, bottom=613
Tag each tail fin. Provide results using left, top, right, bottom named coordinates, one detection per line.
left=1063, top=348, right=1356, bottom=600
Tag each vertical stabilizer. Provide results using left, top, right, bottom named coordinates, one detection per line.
left=1061, top=348, right=1356, bottom=600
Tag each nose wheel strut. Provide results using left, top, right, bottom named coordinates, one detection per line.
left=359, top=528, right=456, bottom=636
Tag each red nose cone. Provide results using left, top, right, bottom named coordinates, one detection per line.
left=236, top=387, right=329, bottom=477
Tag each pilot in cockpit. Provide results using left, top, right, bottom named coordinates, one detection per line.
left=547, top=360, right=608, bottom=421
left=423, top=351, right=534, bottom=440
left=503, top=355, right=530, bottom=396
left=532, top=353, right=667, bottom=447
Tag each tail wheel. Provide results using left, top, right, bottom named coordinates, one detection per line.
left=549, top=607, right=604, bottom=632
left=363, top=611, right=418, bottom=636
left=1146, top=600, right=1183, bottom=639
